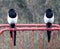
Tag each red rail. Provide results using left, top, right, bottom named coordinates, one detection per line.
left=0, top=24, right=59, bottom=27
left=0, top=24, right=59, bottom=49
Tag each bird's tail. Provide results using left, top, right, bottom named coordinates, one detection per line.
left=47, top=30, right=51, bottom=42
left=46, top=22, right=52, bottom=42
left=10, top=23, right=16, bottom=46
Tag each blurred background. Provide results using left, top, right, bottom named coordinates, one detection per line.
left=0, top=0, right=60, bottom=24
left=0, top=0, right=60, bottom=49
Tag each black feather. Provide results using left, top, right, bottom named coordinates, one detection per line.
left=46, top=22, right=52, bottom=42
left=9, top=9, right=16, bottom=18
left=46, top=9, right=53, bottom=18
left=10, top=23, right=16, bottom=46
left=47, top=30, right=51, bottom=42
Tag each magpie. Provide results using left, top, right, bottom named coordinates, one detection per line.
left=7, top=9, right=18, bottom=46
left=44, top=8, right=54, bottom=42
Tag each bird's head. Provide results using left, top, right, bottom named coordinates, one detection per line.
left=46, top=9, right=53, bottom=18
left=8, top=9, right=17, bottom=18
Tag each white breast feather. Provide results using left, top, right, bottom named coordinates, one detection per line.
left=44, top=13, right=54, bottom=23
left=7, top=15, right=18, bottom=24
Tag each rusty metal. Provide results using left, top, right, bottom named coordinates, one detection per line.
left=38, top=31, right=40, bottom=49
left=0, top=24, right=59, bottom=49
left=52, top=31, right=54, bottom=49
left=42, top=31, right=44, bottom=49
left=0, top=24, right=59, bottom=27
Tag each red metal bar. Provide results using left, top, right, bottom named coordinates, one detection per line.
left=22, top=31, right=24, bottom=49
left=32, top=31, right=34, bottom=49
left=0, top=24, right=59, bottom=27
left=42, top=31, right=44, bottom=49
left=0, top=27, right=60, bottom=31
left=8, top=38, right=12, bottom=49
left=0, top=24, right=59, bottom=49
left=0, top=27, right=60, bottom=35
left=1, top=32, right=4, bottom=49
left=8, top=40, right=11, bottom=49
left=8, top=30, right=14, bottom=49
left=56, top=31, right=58, bottom=49
left=48, top=42, right=50, bottom=49
left=38, top=31, right=40, bottom=49
left=52, top=31, right=54, bottom=49
left=12, top=30, right=14, bottom=49
left=11, top=38, right=14, bottom=49
left=28, top=31, right=30, bottom=49
left=8, top=32, right=13, bottom=49
left=18, top=31, right=20, bottom=49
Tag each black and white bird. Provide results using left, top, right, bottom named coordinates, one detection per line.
left=7, top=9, right=18, bottom=46
left=44, top=9, right=54, bottom=42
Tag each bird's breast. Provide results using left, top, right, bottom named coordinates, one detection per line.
left=44, top=15, right=54, bottom=23
left=7, top=16, right=18, bottom=24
